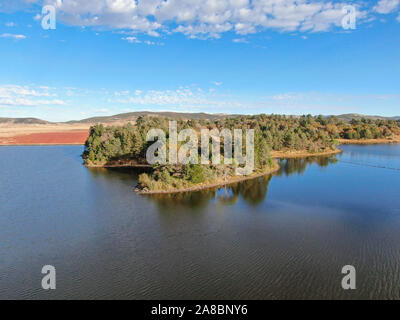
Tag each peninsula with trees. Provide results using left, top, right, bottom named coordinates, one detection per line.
left=82, top=114, right=400, bottom=194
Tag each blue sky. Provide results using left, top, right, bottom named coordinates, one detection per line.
left=0, top=0, right=399, bottom=121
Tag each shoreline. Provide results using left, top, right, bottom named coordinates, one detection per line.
left=2, top=135, right=399, bottom=147
left=137, top=161, right=281, bottom=195
left=85, top=159, right=151, bottom=168
left=0, top=143, right=84, bottom=146
left=4, top=138, right=399, bottom=194
left=85, top=148, right=344, bottom=168
left=337, top=138, right=400, bottom=145
left=87, top=163, right=151, bottom=168
left=271, top=148, right=342, bottom=159
left=85, top=147, right=341, bottom=195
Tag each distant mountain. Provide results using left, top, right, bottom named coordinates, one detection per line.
left=334, top=113, right=400, bottom=122
left=0, top=117, right=49, bottom=124
left=67, top=111, right=240, bottom=124
left=1, top=112, right=399, bottom=125
left=68, top=112, right=400, bottom=124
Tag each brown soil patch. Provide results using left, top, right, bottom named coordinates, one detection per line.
left=0, top=130, right=89, bottom=145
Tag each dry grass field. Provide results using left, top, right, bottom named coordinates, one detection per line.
left=0, top=123, right=91, bottom=145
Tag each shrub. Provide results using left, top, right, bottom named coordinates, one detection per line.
left=184, top=165, right=205, bottom=184
left=138, top=173, right=152, bottom=188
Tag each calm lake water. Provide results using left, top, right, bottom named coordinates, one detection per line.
left=1, top=144, right=400, bottom=299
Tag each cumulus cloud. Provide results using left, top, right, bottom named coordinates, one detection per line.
left=373, top=0, right=400, bottom=14
left=39, top=0, right=370, bottom=38
left=0, top=85, right=66, bottom=107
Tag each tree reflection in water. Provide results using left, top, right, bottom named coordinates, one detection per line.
left=276, top=155, right=338, bottom=177
left=147, top=155, right=339, bottom=211
left=144, top=189, right=216, bottom=212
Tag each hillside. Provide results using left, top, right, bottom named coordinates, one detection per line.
left=67, top=111, right=240, bottom=124
left=334, top=113, right=400, bottom=122
left=1, top=111, right=399, bottom=146
left=71, top=112, right=400, bottom=124
left=0, top=117, right=49, bottom=125
left=1, top=112, right=399, bottom=125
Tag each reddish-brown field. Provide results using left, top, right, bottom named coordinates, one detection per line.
left=0, top=130, right=89, bottom=145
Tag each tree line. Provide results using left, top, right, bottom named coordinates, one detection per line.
left=82, top=114, right=400, bottom=191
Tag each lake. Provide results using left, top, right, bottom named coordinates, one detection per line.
left=1, top=144, right=400, bottom=299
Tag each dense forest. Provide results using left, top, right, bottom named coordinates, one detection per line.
left=82, top=114, right=400, bottom=192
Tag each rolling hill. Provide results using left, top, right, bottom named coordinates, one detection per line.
left=0, top=117, right=50, bottom=124
left=1, top=112, right=399, bottom=125
left=66, top=111, right=240, bottom=124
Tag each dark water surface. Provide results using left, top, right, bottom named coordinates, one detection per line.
left=1, top=144, right=400, bottom=299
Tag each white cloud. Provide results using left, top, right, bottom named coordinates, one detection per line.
left=0, top=97, right=65, bottom=106
left=143, top=40, right=164, bottom=45
left=108, top=87, right=400, bottom=115
left=122, top=36, right=141, bottom=43
left=122, top=36, right=164, bottom=45
left=0, top=33, right=26, bottom=40
left=373, top=0, right=400, bottom=14
left=0, top=85, right=55, bottom=97
left=0, top=0, right=38, bottom=13
left=114, top=90, right=130, bottom=96
left=5, top=22, right=16, bottom=27
left=41, top=0, right=371, bottom=38
left=109, top=86, right=346, bottom=113
left=95, top=108, right=110, bottom=113
left=108, top=0, right=137, bottom=13
left=232, top=38, right=248, bottom=43
left=112, top=86, right=244, bottom=110
left=0, top=85, right=66, bottom=107
left=2, top=83, right=399, bottom=117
